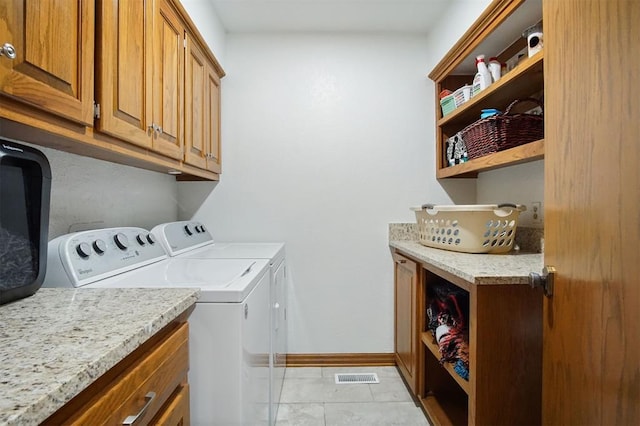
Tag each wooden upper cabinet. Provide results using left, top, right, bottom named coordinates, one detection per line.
left=153, top=0, right=185, bottom=160
left=95, top=0, right=153, bottom=147
left=0, top=0, right=94, bottom=125
left=96, top=0, right=184, bottom=160
left=184, top=35, right=207, bottom=170
left=184, top=34, right=222, bottom=173
left=206, top=64, right=221, bottom=173
left=0, top=0, right=223, bottom=179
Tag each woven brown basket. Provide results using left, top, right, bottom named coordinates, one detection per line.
left=461, top=98, right=544, bottom=159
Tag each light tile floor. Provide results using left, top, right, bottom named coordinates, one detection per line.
left=276, top=366, right=431, bottom=426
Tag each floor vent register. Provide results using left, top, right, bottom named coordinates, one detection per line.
left=334, top=373, right=380, bottom=384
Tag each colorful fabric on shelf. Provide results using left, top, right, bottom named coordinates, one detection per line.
left=426, top=280, right=470, bottom=381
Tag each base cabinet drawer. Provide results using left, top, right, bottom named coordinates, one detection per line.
left=151, top=384, right=190, bottom=425
left=43, top=322, right=190, bottom=425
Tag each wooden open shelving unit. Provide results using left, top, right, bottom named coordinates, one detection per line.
left=417, top=266, right=542, bottom=426
left=429, top=0, right=544, bottom=179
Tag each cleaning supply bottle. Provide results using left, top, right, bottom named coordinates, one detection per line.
left=475, top=55, right=493, bottom=90
left=488, top=57, right=502, bottom=82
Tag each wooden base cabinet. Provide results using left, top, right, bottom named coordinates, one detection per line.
left=393, top=251, right=421, bottom=395
left=43, top=322, right=190, bottom=425
left=419, top=268, right=542, bottom=426
left=392, top=249, right=543, bottom=426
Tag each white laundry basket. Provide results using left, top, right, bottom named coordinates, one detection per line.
left=411, top=203, right=526, bottom=254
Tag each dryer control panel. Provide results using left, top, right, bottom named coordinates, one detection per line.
left=151, top=221, right=214, bottom=256
left=44, top=227, right=167, bottom=288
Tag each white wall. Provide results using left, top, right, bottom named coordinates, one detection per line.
left=477, top=160, right=544, bottom=227
left=176, top=0, right=544, bottom=354
left=32, top=146, right=178, bottom=239
left=181, top=0, right=227, bottom=65
left=178, top=33, right=475, bottom=354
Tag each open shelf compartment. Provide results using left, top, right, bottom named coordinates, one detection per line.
left=429, top=0, right=544, bottom=179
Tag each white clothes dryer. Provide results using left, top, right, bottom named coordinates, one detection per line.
left=151, top=221, right=287, bottom=426
left=43, top=227, right=271, bottom=425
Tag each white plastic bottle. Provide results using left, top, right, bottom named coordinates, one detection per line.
left=488, top=57, right=502, bottom=82
left=475, top=55, right=493, bottom=90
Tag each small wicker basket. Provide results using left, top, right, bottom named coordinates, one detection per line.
left=461, top=98, right=543, bottom=159
left=412, top=203, right=526, bottom=254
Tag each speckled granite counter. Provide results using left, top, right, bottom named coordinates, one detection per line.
left=389, top=223, right=543, bottom=285
left=0, top=287, right=199, bottom=426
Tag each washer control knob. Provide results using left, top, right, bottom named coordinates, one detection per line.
left=76, top=242, right=91, bottom=258
left=92, top=239, right=107, bottom=254
left=136, top=234, right=147, bottom=246
left=114, top=233, right=129, bottom=250
left=200, top=225, right=206, bottom=233
left=184, top=224, right=193, bottom=236
left=146, top=233, right=156, bottom=245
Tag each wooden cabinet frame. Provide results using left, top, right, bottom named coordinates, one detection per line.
left=0, top=0, right=225, bottom=181
left=428, top=0, right=544, bottom=179
left=0, top=0, right=95, bottom=125
left=393, top=251, right=423, bottom=395
left=393, top=249, right=542, bottom=426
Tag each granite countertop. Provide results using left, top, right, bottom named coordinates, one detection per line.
left=389, top=223, right=543, bottom=285
left=0, top=287, right=199, bottom=426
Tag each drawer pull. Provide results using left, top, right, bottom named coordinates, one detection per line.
left=123, top=391, right=156, bottom=425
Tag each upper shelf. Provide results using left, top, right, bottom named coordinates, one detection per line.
left=439, top=52, right=544, bottom=132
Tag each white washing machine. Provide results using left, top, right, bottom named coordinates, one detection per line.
left=151, top=221, right=287, bottom=426
left=43, top=227, right=272, bottom=425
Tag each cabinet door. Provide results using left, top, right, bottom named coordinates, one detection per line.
left=95, top=0, right=153, bottom=147
left=394, top=252, right=419, bottom=394
left=0, top=0, right=94, bottom=125
left=184, top=35, right=208, bottom=169
left=152, top=0, right=184, bottom=160
left=205, top=64, right=222, bottom=173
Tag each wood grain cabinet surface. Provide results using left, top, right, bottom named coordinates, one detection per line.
left=184, top=32, right=222, bottom=174
left=392, top=248, right=542, bottom=426
left=428, top=0, right=544, bottom=179
left=95, top=0, right=187, bottom=159
left=0, top=0, right=95, bottom=125
left=43, top=322, right=190, bottom=425
left=393, top=251, right=421, bottom=395
left=0, top=0, right=224, bottom=181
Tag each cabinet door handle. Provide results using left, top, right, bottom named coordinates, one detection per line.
left=147, top=124, right=163, bottom=134
left=122, top=391, right=156, bottom=425
left=0, top=43, right=16, bottom=59
left=529, top=265, right=556, bottom=297
left=397, top=259, right=407, bottom=264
